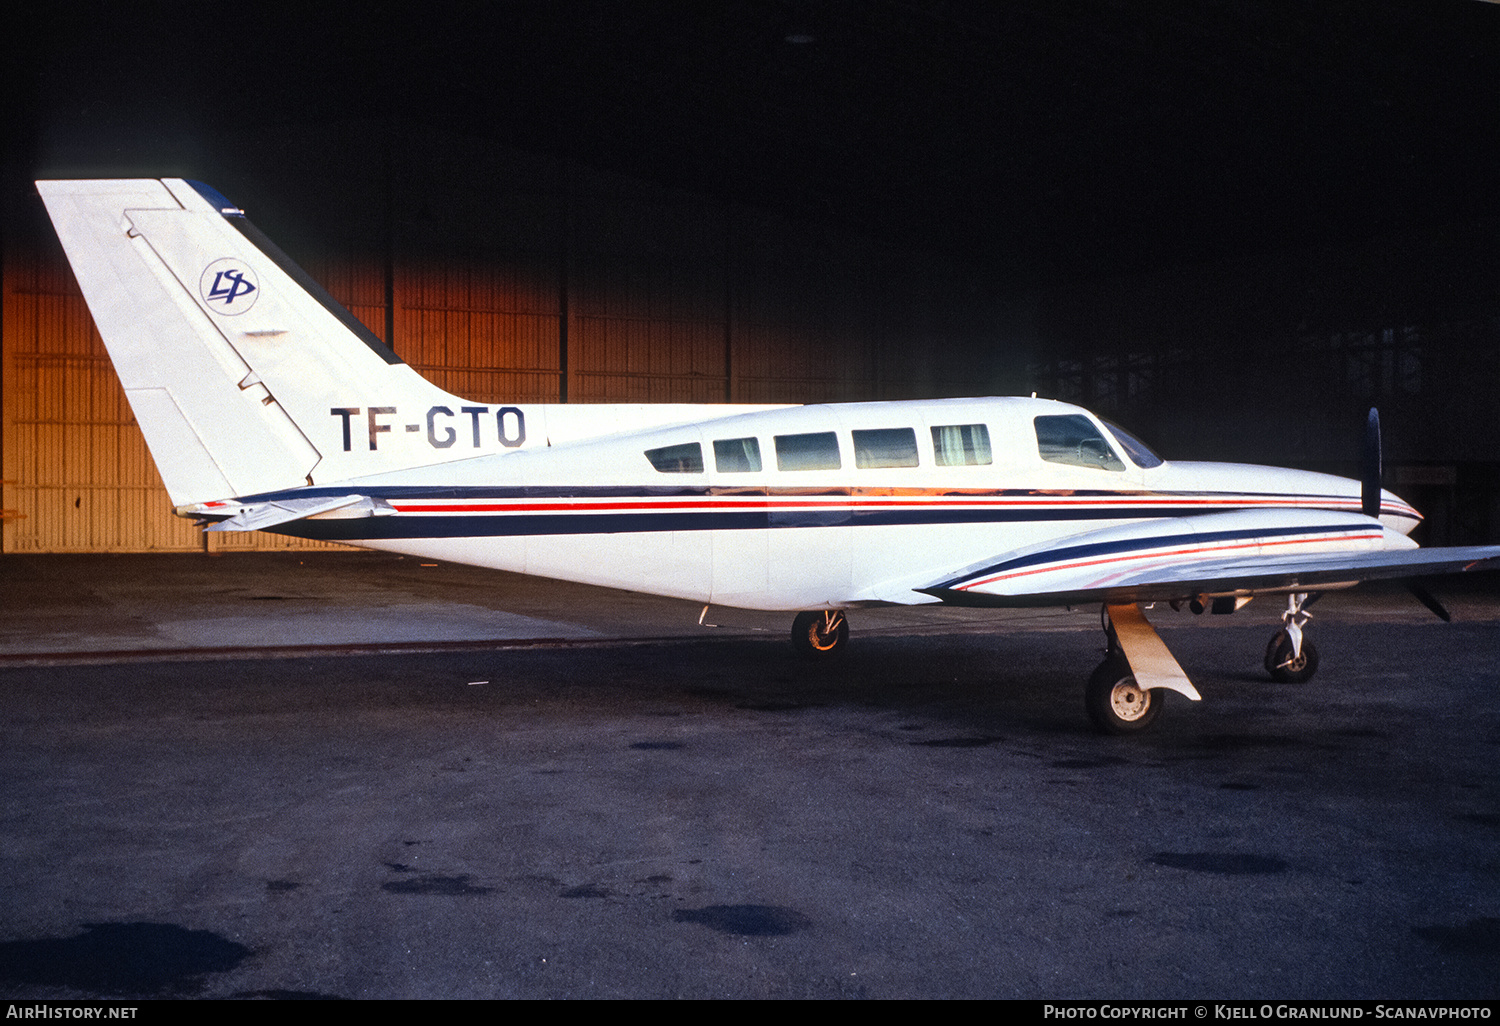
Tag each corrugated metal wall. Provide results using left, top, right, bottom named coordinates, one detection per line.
left=0, top=245, right=383, bottom=553
left=3, top=249, right=201, bottom=551
left=2, top=127, right=1022, bottom=553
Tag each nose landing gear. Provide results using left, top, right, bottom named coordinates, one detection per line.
left=1265, top=592, right=1320, bottom=683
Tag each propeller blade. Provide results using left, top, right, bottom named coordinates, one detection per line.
left=1362, top=407, right=1383, bottom=519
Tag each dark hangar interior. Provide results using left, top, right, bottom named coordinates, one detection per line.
left=3, top=1, right=1498, bottom=552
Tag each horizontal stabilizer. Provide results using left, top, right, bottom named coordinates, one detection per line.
left=202, top=494, right=395, bottom=532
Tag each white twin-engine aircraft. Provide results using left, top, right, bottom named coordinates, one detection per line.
left=37, top=178, right=1500, bottom=734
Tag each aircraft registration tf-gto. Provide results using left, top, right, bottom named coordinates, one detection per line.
left=36, top=178, right=1500, bottom=733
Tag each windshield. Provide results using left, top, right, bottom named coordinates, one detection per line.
left=1102, top=420, right=1165, bottom=469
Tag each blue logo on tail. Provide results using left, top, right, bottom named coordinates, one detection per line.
left=199, top=259, right=259, bottom=314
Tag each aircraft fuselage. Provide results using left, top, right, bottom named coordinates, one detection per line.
left=189, top=397, right=1419, bottom=611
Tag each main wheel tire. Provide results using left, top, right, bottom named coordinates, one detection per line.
left=791, top=610, right=848, bottom=660
left=1264, top=631, right=1319, bottom=683
left=1086, top=658, right=1164, bottom=735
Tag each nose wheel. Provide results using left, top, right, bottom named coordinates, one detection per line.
left=791, top=610, right=848, bottom=659
left=1265, top=592, right=1320, bottom=683
left=1265, top=632, right=1319, bottom=682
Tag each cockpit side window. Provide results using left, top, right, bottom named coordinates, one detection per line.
left=645, top=442, right=704, bottom=473
left=1034, top=415, right=1126, bottom=472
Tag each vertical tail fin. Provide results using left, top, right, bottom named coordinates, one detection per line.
left=36, top=178, right=459, bottom=505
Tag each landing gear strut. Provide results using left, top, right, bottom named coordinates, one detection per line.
left=1086, top=608, right=1167, bottom=734
left=791, top=610, right=847, bottom=660
left=1264, top=592, right=1319, bottom=683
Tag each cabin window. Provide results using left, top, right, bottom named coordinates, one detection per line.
left=1034, top=415, right=1125, bottom=471
left=853, top=428, right=919, bottom=469
left=931, top=424, right=992, bottom=466
left=645, top=442, right=704, bottom=474
left=774, top=431, right=841, bottom=472
left=713, top=437, right=762, bottom=473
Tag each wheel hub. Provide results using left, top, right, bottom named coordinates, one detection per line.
left=1110, top=680, right=1152, bottom=722
left=808, top=612, right=843, bottom=650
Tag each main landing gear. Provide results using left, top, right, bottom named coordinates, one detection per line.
left=1086, top=604, right=1204, bottom=735
left=1086, top=654, right=1164, bottom=735
left=791, top=610, right=848, bottom=659
left=1083, top=594, right=1325, bottom=734
left=1086, top=607, right=1168, bottom=735
left=1264, top=592, right=1320, bottom=683
left=786, top=595, right=1323, bottom=733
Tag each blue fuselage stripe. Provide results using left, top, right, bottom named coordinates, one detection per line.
left=263, top=504, right=1369, bottom=542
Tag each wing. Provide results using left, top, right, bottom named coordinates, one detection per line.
left=915, top=509, right=1500, bottom=607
